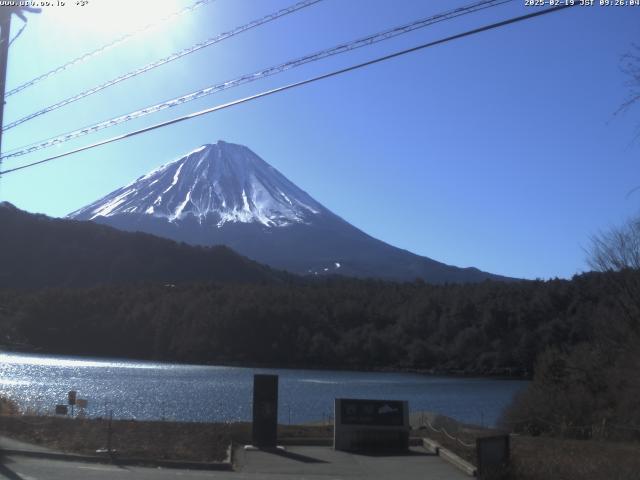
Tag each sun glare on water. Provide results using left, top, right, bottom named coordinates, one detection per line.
left=0, top=352, right=162, bottom=369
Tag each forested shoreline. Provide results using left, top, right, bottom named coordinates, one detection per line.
left=1, top=269, right=632, bottom=378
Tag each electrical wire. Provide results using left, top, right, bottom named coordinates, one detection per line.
left=4, top=0, right=216, bottom=98
left=1, top=0, right=513, bottom=159
left=8, top=20, right=27, bottom=47
left=0, top=3, right=576, bottom=177
left=3, top=0, right=323, bottom=131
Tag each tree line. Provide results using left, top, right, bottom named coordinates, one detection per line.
left=0, top=269, right=631, bottom=378
left=501, top=216, right=640, bottom=440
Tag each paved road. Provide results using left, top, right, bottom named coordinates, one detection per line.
left=0, top=456, right=224, bottom=480
left=1, top=446, right=468, bottom=480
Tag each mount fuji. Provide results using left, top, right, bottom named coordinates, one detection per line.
left=69, top=141, right=509, bottom=283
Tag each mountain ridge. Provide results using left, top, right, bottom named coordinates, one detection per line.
left=68, top=141, right=513, bottom=284
left=0, top=201, right=286, bottom=289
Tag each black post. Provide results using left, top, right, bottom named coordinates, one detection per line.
left=252, top=374, right=278, bottom=448
left=107, top=410, right=113, bottom=455
left=68, top=390, right=77, bottom=417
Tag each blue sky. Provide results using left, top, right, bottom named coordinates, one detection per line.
left=1, top=0, right=638, bottom=280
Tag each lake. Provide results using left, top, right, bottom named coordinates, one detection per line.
left=0, top=352, right=527, bottom=426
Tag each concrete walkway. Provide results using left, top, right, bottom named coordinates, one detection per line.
left=235, top=445, right=469, bottom=479
left=0, top=435, right=469, bottom=479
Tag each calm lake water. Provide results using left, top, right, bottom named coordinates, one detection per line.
left=0, top=352, right=527, bottom=427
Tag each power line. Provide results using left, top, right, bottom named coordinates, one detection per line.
left=3, top=0, right=323, bottom=131
left=8, top=20, right=26, bottom=47
left=4, top=0, right=216, bottom=98
left=1, top=0, right=512, bottom=160
left=0, top=3, right=576, bottom=177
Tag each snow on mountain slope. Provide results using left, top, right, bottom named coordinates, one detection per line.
left=70, top=141, right=323, bottom=227
left=69, top=140, right=513, bottom=283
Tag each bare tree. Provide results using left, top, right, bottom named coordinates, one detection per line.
left=613, top=44, right=640, bottom=201
left=587, top=215, right=640, bottom=351
left=615, top=44, right=640, bottom=119
left=588, top=215, right=640, bottom=271
left=614, top=43, right=640, bottom=167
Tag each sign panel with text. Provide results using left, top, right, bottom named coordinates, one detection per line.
left=340, top=399, right=405, bottom=426
left=334, top=398, right=409, bottom=452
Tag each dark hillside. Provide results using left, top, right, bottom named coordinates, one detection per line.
left=0, top=202, right=284, bottom=288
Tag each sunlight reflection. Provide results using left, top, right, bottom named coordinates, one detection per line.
left=0, top=353, right=161, bottom=369
left=43, top=0, right=183, bottom=37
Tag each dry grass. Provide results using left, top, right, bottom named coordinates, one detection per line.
left=508, top=435, right=640, bottom=480
left=0, top=396, right=19, bottom=415
left=413, top=411, right=640, bottom=480
left=278, top=423, right=333, bottom=439
left=416, top=429, right=640, bottom=480
left=0, top=415, right=332, bottom=462
left=0, top=415, right=232, bottom=461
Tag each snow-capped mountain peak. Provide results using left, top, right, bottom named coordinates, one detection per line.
left=69, top=141, right=324, bottom=228
left=68, top=140, right=511, bottom=283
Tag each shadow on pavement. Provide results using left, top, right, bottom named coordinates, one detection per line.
left=266, top=449, right=330, bottom=464
left=353, top=449, right=436, bottom=458
left=0, top=462, right=25, bottom=480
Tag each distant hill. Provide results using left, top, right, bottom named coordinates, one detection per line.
left=0, top=202, right=284, bottom=289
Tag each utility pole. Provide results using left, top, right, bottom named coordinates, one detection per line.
left=0, top=8, right=12, bottom=162
left=0, top=7, right=40, bottom=166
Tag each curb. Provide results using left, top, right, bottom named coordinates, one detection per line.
left=421, top=438, right=477, bottom=477
left=422, top=437, right=440, bottom=455
left=1, top=447, right=234, bottom=471
left=439, top=446, right=477, bottom=477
